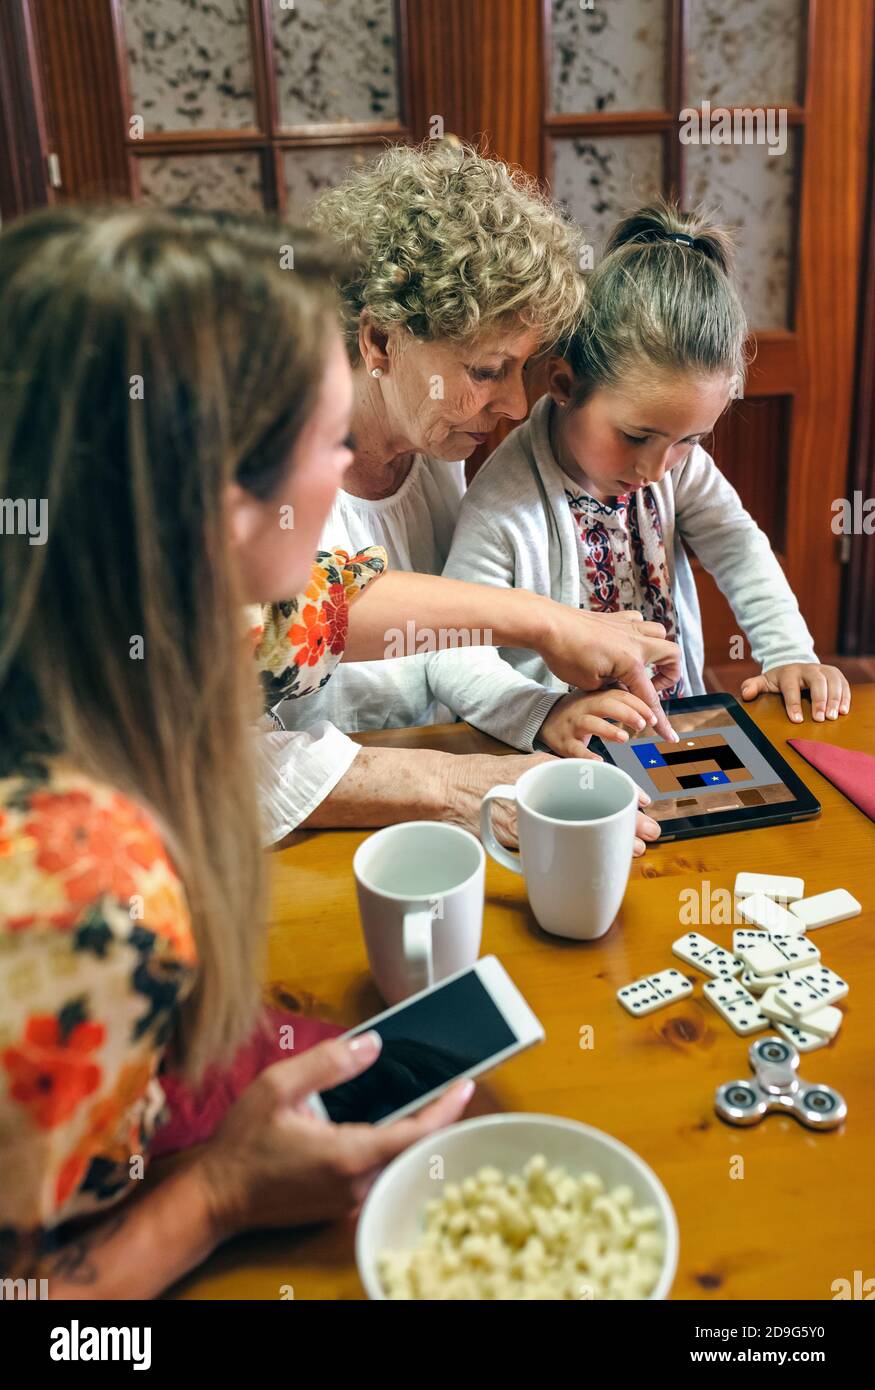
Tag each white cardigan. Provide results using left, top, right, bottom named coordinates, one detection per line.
left=442, top=393, right=818, bottom=696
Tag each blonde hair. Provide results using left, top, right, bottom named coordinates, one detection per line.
left=563, top=198, right=750, bottom=405
left=309, top=139, right=586, bottom=358
left=0, top=205, right=346, bottom=1079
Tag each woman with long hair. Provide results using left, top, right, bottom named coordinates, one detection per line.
left=0, top=205, right=677, bottom=1296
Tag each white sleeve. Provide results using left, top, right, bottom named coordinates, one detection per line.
left=253, top=721, right=360, bottom=845
left=673, top=448, right=818, bottom=672
left=425, top=645, right=563, bottom=751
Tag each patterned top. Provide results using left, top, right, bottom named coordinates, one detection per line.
left=0, top=546, right=385, bottom=1244
left=565, top=488, right=683, bottom=699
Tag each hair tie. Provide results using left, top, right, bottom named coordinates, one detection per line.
left=633, top=228, right=698, bottom=252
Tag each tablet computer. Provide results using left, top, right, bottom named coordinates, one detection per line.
left=589, top=693, right=821, bottom=842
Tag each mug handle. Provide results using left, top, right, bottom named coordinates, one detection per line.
left=402, top=908, right=434, bottom=994
left=480, top=784, right=524, bottom=875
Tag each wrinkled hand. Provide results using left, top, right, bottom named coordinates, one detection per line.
left=440, top=752, right=559, bottom=847
left=441, top=749, right=660, bottom=856
left=741, top=664, right=851, bottom=723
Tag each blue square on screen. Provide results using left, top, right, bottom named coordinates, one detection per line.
left=704, top=770, right=729, bottom=785
left=632, top=743, right=666, bottom=769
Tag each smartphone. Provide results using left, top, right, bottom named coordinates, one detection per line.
left=307, top=955, right=544, bottom=1126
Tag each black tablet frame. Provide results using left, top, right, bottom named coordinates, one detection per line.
left=589, top=693, right=821, bottom=843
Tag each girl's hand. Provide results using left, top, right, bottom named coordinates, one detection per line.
left=540, top=689, right=658, bottom=757
left=537, top=607, right=681, bottom=742
left=741, top=664, right=851, bottom=723
left=197, top=1031, right=474, bottom=1241
left=537, top=693, right=662, bottom=856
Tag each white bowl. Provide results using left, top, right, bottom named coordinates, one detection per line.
left=356, top=1112, right=679, bottom=1300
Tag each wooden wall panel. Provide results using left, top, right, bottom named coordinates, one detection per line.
left=33, top=0, right=131, bottom=202
left=842, top=42, right=875, bottom=656
left=404, top=0, right=543, bottom=175
left=0, top=1, right=52, bottom=220
left=709, top=395, right=792, bottom=553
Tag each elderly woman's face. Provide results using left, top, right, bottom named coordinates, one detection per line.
left=383, top=324, right=542, bottom=459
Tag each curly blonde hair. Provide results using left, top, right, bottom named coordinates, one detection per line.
left=309, top=140, right=586, bottom=359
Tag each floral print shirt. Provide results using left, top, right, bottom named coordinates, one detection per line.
left=249, top=546, right=386, bottom=708
left=565, top=487, right=683, bottom=699
left=0, top=546, right=385, bottom=1247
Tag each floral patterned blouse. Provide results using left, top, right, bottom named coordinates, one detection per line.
left=0, top=546, right=385, bottom=1245
left=565, top=487, right=683, bottom=699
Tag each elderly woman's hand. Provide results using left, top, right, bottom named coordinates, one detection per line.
left=299, top=746, right=661, bottom=855
left=440, top=751, right=660, bottom=856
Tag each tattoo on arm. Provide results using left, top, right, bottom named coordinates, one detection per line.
left=45, top=1210, right=130, bottom=1286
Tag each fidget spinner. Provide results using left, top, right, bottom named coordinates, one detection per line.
left=715, top=1036, right=847, bottom=1130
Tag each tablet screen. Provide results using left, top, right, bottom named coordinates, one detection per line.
left=608, top=702, right=798, bottom=823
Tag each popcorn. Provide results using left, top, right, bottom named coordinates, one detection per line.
left=376, top=1155, right=665, bottom=1300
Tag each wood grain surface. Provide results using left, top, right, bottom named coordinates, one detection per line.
left=169, top=688, right=874, bottom=1300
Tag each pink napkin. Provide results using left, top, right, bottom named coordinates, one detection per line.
left=787, top=739, right=875, bottom=823
left=151, top=1007, right=344, bottom=1157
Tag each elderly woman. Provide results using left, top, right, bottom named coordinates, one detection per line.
left=271, top=141, right=666, bottom=855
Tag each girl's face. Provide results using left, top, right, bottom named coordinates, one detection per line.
left=548, top=363, right=733, bottom=501
left=228, top=330, right=355, bottom=602
left=363, top=319, right=542, bottom=460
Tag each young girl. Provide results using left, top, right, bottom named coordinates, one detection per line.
left=443, top=201, right=850, bottom=758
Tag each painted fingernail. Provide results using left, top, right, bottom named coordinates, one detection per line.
left=349, top=1030, right=382, bottom=1056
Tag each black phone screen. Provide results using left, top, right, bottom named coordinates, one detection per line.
left=318, top=970, right=518, bottom=1124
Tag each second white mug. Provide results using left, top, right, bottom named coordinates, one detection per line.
left=480, top=759, right=638, bottom=940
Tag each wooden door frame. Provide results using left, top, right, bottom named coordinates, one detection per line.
left=787, top=0, right=874, bottom=656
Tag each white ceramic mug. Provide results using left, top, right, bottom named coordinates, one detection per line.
left=353, top=821, right=485, bottom=1003
left=480, top=760, right=638, bottom=940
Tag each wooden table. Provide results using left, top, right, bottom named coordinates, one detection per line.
left=172, top=689, right=875, bottom=1300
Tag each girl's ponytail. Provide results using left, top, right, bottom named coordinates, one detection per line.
left=606, top=200, right=737, bottom=277
left=563, top=196, right=749, bottom=405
